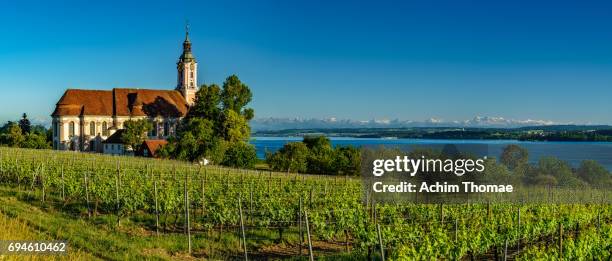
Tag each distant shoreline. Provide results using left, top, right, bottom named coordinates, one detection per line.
left=253, top=125, right=612, bottom=142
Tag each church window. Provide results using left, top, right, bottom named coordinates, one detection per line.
left=102, top=122, right=109, bottom=136
left=150, top=122, right=158, bottom=137
left=52, top=122, right=58, bottom=137
left=69, top=122, right=75, bottom=137
left=90, top=122, right=96, bottom=136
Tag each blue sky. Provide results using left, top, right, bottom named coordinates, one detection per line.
left=0, top=0, right=611, bottom=125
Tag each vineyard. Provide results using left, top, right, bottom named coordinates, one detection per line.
left=0, top=146, right=610, bottom=260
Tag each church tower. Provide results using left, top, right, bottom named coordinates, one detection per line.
left=176, top=25, right=198, bottom=105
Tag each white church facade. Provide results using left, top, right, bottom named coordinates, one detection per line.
left=51, top=30, right=199, bottom=152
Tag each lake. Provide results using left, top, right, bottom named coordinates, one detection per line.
left=250, top=137, right=612, bottom=171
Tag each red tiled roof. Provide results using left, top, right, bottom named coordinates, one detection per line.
left=142, top=139, right=168, bottom=157
left=52, top=88, right=188, bottom=117
left=53, top=89, right=114, bottom=116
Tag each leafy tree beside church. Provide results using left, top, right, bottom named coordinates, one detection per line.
left=158, top=75, right=257, bottom=168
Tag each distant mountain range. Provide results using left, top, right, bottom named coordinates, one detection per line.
left=251, top=116, right=586, bottom=131
left=11, top=116, right=610, bottom=133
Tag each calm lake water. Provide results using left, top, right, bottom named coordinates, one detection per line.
left=250, top=137, right=612, bottom=171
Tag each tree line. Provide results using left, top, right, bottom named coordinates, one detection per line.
left=498, top=144, right=612, bottom=188
left=0, top=113, right=50, bottom=149
left=265, top=136, right=361, bottom=175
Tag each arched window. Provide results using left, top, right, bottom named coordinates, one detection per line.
left=164, top=122, right=169, bottom=137
left=102, top=122, right=108, bottom=136
left=150, top=121, right=158, bottom=137
left=90, top=122, right=96, bottom=136
left=69, top=122, right=75, bottom=137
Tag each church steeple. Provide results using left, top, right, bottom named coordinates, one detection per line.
left=176, top=22, right=198, bottom=106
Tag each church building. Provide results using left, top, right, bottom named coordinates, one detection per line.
left=51, top=29, right=198, bottom=152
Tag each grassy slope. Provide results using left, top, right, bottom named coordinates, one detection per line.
left=0, top=200, right=91, bottom=260
left=0, top=187, right=207, bottom=260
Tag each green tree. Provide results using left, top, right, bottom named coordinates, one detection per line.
left=221, top=75, right=254, bottom=120
left=532, top=175, right=558, bottom=186
left=163, top=75, right=255, bottom=167
left=266, top=142, right=309, bottom=173
left=220, top=109, right=250, bottom=142
left=18, top=113, right=31, bottom=134
left=174, top=118, right=216, bottom=162
left=537, top=156, right=586, bottom=188
left=22, top=133, right=51, bottom=149
left=303, top=135, right=331, bottom=150
left=500, top=144, right=529, bottom=170
left=332, top=146, right=361, bottom=175
left=303, top=136, right=333, bottom=174
left=186, top=84, right=222, bottom=120
left=222, top=142, right=257, bottom=168
left=6, top=123, right=24, bottom=147
left=121, top=119, right=153, bottom=152
left=576, top=160, right=611, bottom=187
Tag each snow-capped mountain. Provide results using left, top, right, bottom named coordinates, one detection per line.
left=251, top=116, right=563, bottom=131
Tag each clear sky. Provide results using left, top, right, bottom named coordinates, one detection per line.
left=0, top=0, right=611, bottom=125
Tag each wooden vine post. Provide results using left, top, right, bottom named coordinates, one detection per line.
left=559, top=223, right=563, bottom=259
left=517, top=208, right=521, bottom=252
left=299, top=197, right=303, bottom=256
left=184, top=173, right=192, bottom=254
left=377, top=223, right=385, bottom=261
left=305, top=211, right=314, bottom=261
left=154, top=179, right=160, bottom=236
left=40, top=163, right=45, bottom=202
left=239, top=197, right=248, bottom=260
left=61, top=163, right=65, bottom=202
left=85, top=171, right=90, bottom=218
left=115, top=162, right=121, bottom=226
